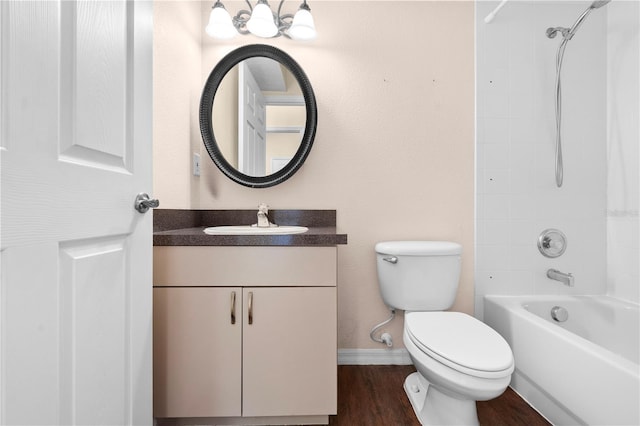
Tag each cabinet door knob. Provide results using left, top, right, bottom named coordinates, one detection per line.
left=230, top=291, right=237, bottom=325
left=248, top=291, right=254, bottom=325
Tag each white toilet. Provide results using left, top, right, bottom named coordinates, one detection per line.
left=375, top=241, right=514, bottom=426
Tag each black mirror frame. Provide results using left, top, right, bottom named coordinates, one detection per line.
left=199, top=44, right=318, bottom=188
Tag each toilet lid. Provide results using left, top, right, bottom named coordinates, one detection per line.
left=405, top=312, right=514, bottom=378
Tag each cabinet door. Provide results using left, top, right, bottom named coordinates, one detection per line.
left=242, top=287, right=337, bottom=417
left=153, top=287, right=242, bottom=417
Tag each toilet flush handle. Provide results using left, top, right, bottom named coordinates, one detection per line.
left=383, top=256, right=398, bottom=264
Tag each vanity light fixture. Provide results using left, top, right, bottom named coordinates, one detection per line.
left=206, top=0, right=316, bottom=41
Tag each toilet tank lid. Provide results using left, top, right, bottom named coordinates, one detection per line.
left=375, top=241, right=462, bottom=256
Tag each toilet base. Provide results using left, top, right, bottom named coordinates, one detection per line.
left=403, top=372, right=479, bottom=426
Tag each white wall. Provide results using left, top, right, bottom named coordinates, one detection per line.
left=197, top=1, right=475, bottom=351
left=154, top=1, right=476, bottom=350
left=606, top=0, right=640, bottom=303
left=476, top=1, right=610, bottom=318
left=153, top=1, right=203, bottom=209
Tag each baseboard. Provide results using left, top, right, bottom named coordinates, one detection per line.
left=337, top=348, right=412, bottom=365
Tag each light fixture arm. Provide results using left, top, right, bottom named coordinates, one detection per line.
left=232, top=10, right=252, bottom=35
left=224, top=0, right=254, bottom=35
left=276, top=0, right=292, bottom=36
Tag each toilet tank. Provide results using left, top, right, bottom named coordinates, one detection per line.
left=375, top=241, right=462, bottom=311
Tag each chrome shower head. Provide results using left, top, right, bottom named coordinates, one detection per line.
left=549, top=0, right=611, bottom=41
left=590, top=0, right=611, bottom=9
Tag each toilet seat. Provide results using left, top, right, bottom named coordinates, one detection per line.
left=405, top=311, right=514, bottom=379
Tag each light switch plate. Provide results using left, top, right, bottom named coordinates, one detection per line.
left=193, top=153, right=201, bottom=176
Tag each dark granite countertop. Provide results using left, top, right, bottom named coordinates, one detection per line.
left=153, top=209, right=347, bottom=247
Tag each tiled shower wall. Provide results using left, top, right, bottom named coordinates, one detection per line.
left=606, top=1, right=640, bottom=303
left=475, top=1, right=612, bottom=318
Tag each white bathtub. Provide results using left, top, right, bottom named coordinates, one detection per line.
left=484, top=295, right=640, bottom=425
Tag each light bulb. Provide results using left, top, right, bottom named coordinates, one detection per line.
left=206, top=3, right=238, bottom=39
left=288, top=7, right=316, bottom=40
left=246, top=2, right=278, bottom=38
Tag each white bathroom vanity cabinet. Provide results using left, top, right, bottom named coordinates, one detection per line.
left=153, top=244, right=340, bottom=425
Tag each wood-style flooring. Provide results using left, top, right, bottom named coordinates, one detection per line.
left=329, top=365, right=550, bottom=426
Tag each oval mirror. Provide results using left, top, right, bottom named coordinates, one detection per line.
left=199, top=44, right=317, bottom=188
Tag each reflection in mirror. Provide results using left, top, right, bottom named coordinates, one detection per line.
left=212, top=57, right=306, bottom=177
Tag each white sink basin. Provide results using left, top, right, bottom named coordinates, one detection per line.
left=203, top=225, right=309, bottom=235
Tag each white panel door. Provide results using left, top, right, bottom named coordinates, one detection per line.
left=238, top=62, right=267, bottom=176
left=0, top=1, right=153, bottom=425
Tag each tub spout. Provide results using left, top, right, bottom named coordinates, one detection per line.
left=547, top=268, right=574, bottom=287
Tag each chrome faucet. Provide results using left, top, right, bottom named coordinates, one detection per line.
left=256, top=203, right=273, bottom=228
left=547, top=269, right=574, bottom=287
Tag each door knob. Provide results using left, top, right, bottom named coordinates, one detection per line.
left=134, top=193, right=159, bottom=213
